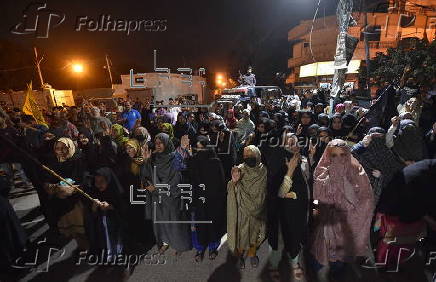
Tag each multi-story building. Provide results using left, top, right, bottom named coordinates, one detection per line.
left=286, top=0, right=436, bottom=89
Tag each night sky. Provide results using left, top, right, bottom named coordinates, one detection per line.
left=0, top=0, right=340, bottom=90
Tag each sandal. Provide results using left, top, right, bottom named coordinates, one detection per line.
left=268, top=268, right=280, bottom=282
left=292, top=263, right=305, bottom=281
left=209, top=250, right=218, bottom=260
left=194, top=251, right=204, bottom=262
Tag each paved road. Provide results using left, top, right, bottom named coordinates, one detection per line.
left=2, top=167, right=435, bottom=282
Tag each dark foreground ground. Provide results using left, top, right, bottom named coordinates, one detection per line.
left=2, top=168, right=435, bottom=282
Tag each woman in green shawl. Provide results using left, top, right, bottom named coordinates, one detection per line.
left=111, top=124, right=129, bottom=146
left=227, top=145, right=267, bottom=269
left=159, top=123, right=176, bottom=142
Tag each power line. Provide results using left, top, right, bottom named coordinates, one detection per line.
left=309, top=0, right=323, bottom=63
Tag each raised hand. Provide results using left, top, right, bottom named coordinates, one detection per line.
left=181, top=135, right=190, bottom=149
left=100, top=121, right=110, bottom=136
left=391, top=116, right=400, bottom=127
left=296, top=124, right=303, bottom=136
left=362, top=134, right=372, bottom=147
left=143, top=143, right=152, bottom=160
left=145, top=185, right=156, bottom=192
left=372, top=170, right=381, bottom=178
left=286, top=152, right=300, bottom=176
left=308, top=142, right=317, bottom=157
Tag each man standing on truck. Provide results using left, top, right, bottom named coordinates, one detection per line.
left=239, top=66, right=256, bottom=87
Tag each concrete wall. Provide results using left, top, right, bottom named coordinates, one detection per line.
left=118, top=73, right=208, bottom=104
left=0, top=88, right=75, bottom=110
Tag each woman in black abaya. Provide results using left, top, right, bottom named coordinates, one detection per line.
left=189, top=136, right=226, bottom=261
left=115, top=139, right=154, bottom=250
left=266, top=134, right=310, bottom=281
left=142, top=133, right=191, bottom=254
left=86, top=167, right=127, bottom=259
left=43, top=137, right=87, bottom=250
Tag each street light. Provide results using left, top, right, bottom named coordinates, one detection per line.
left=69, top=62, right=85, bottom=90
left=72, top=63, right=84, bottom=73
left=215, top=72, right=227, bottom=89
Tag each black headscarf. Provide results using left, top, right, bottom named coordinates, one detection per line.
left=273, top=112, right=288, bottom=129
left=341, top=113, right=358, bottom=135
left=393, top=119, right=425, bottom=162
left=352, top=128, right=405, bottom=203
left=90, top=167, right=125, bottom=209
left=317, top=113, right=330, bottom=127
left=308, top=124, right=320, bottom=137
left=196, top=135, right=210, bottom=148
left=329, top=113, right=345, bottom=137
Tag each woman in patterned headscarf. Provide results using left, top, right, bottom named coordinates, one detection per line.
left=114, top=138, right=154, bottom=249
left=124, top=139, right=144, bottom=176
left=111, top=124, right=129, bottom=147
left=159, top=122, right=176, bottom=143
left=312, top=139, right=374, bottom=282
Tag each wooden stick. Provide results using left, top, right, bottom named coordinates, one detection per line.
left=40, top=164, right=96, bottom=202
left=0, top=132, right=97, bottom=203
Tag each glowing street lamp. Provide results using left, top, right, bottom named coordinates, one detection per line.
left=69, top=62, right=85, bottom=90
left=215, top=72, right=227, bottom=88
left=72, top=63, right=84, bottom=73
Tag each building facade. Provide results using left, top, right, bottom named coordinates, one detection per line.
left=113, top=73, right=208, bottom=104
left=286, top=0, right=436, bottom=89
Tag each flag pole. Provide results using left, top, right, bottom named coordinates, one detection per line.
left=33, top=47, right=45, bottom=88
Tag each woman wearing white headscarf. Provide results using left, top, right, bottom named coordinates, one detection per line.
left=43, top=137, right=88, bottom=250
left=227, top=145, right=267, bottom=269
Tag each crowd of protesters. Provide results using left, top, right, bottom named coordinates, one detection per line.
left=1, top=84, right=436, bottom=282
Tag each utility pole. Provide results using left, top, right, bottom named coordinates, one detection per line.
left=105, top=54, right=113, bottom=88
left=363, top=0, right=371, bottom=93
left=33, top=47, right=45, bottom=88
left=329, top=0, right=356, bottom=115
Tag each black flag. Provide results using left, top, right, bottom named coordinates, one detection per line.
left=362, top=85, right=398, bottom=132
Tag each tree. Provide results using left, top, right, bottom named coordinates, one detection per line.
left=360, top=39, right=436, bottom=88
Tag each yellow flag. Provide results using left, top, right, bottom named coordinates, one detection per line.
left=22, top=82, right=48, bottom=127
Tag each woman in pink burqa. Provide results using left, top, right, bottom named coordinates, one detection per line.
left=311, top=139, right=374, bottom=281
